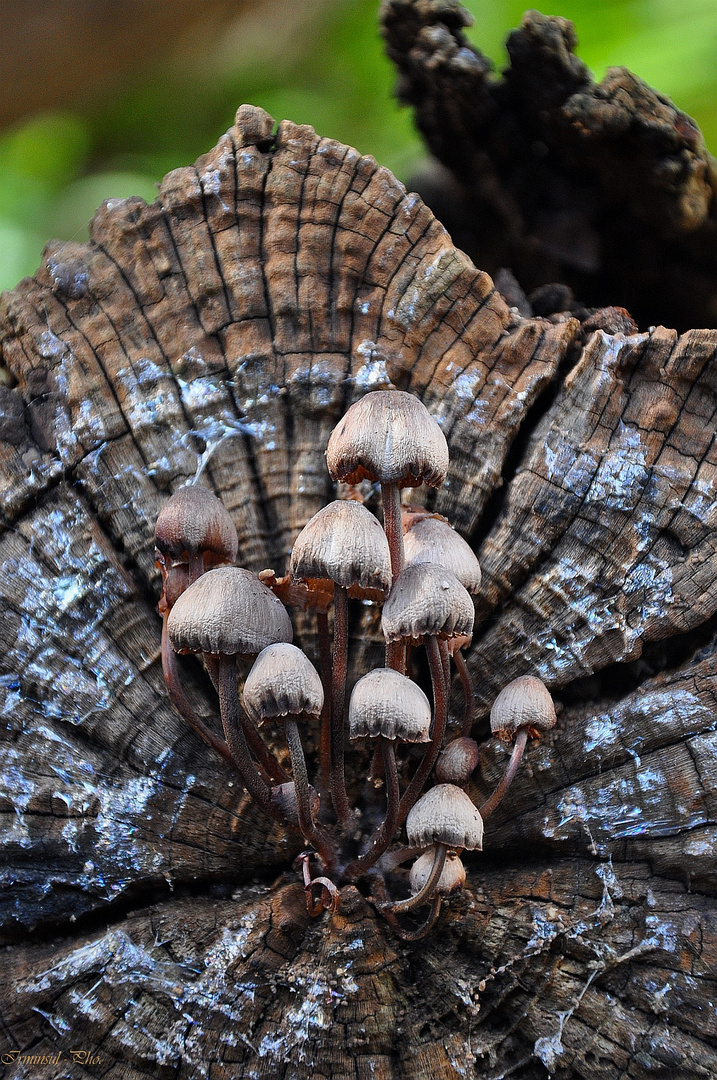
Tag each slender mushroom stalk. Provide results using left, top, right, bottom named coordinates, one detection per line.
left=243, top=642, right=336, bottom=872
left=217, top=656, right=282, bottom=821
left=167, top=566, right=293, bottom=822
left=290, top=500, right=391, bottom=829
left=480, top=675, right=557, bottom=820
left=342, top=668, right=431, bottom=880
left=382, top=843, right=448, bottom=913
left=160, top=612, right=238, bottom=770
left=479, top=728, right=529, bottom=820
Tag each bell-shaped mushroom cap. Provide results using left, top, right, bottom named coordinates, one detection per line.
left=243, top=643, right=323, bottom=724
left=490, top=675, right=557, bottom=740
left=167, top=566, right=293, bottom=656
left=409, top=847, right=466, bottom=896
left=348, top=668, right=432, bottom=742
left=290, top=500, right=392, bottom=597
left=435, top=737, right=480, bottom=785
left=326, top=390, right=449, bottom=489
left=403, top=517, right=482, bottom=595
left=406, top=783, right=484, bottom=850
left=155, top=485, right=238, bottom=565
left=381, top=564, right=474, bottom=644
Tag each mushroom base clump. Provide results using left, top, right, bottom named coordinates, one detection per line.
left=155, top=390, right=557, bottom=939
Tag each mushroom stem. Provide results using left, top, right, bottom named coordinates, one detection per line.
left=316, top=610, right=332, bottom=799
left=284, top=717, right=336, bottom=872
left=479, top=728, right=529, bottom=821
left=440, top=639, right=451, bottom=713
left=381, top=481, right=404, bottom=583
left=188, top=551, right=205, bottom=585
left=397, top=636, right=447, bottom=827
left=385, top=640, right=406, bottom=673
left=205, top=654, right=289, bottom=785
left=343, top=736, right=400, bottom=880
left=377, top=844, right=427, bottom=874
left=455, top=649, right=475, bottom=736
left=390, top=896, right=443, bottom=941
left=330, top=585, right=353, bottom=829
left=217, top=655, right=283, bottom=822
left=381, top=843, right=447, bottom=913
left=161, top=614, right=236, bottom=768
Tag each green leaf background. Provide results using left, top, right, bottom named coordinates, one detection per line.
left=2, top=0, right=716, bottom=291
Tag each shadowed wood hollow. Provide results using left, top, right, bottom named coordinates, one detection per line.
left=1, top=42, right=717, bottom=1080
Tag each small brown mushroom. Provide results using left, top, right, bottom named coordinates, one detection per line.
left=381, top=564, right=475, bottom=825
left=385, top=784, right=482, bottom=915
left=344, top=669, right=432, bottom=879
left=402, top=515, right=481, bottom=733
left=155, top=484, right=238, bottom=587
left=347, top=668, right=432, bottom=744
left=290, top=500, right=392, bottom=828
left=481, top=676, right=557, bottom=821
left=167, top=566, right=293, bottom=820
left=244, top=643, right=333, bottom=867
left=326, top=390, right=449, bottom=583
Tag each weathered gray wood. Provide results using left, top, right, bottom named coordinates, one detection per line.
left=1, top=91, right=716, bottom=1078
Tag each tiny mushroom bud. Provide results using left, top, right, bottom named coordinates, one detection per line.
left=271, top=781, right=321, bottom=827
left=435, top=737, right=480, bottom=786
left=490, top=675, right=557, bottom=742
left=410, top=847, right=466, bottom=897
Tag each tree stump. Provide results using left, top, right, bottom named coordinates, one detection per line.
left=2, top=16, right=717, bottom=1078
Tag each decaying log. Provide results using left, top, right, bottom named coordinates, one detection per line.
left=1, top=41, right=717, bottom=1080
left=381, top=0, right=717, bottom=332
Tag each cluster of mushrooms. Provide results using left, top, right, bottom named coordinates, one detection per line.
left=155, top=390, right=556, bottom=939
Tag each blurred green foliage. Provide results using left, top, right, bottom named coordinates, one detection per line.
left=1, top=0, right=717, bottom=291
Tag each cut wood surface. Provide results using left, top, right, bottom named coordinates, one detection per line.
left=1, top=74, right=716, bottom=1080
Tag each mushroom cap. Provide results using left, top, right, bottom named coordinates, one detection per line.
left=490, top=675, right=557, bottom=741
left=409, top=847, right=466, bottom=896
left=243, top=643, right=323, bottom=723
left=167, top=565, right=293, bottom=656
left=326, top=390, right=449, bottom=489
left=406, top=783, right=484, bottom=850
left=435, top=737, right=480, bottom=785
left=348, top=668, right=432, bottom=742
left=381, top=564, right=474, bottom=644
left=290, top=500, right=392, bottom=596
left=155, top=485, right=238, bottom=565
left=271, top=781, right=320, bottom=827
left=403, top=516, right=482, bottom=594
